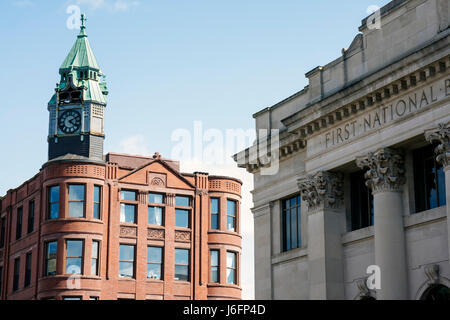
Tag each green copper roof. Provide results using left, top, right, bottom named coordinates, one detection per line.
left=49, top=14, right=108, bottom=105
left=60, top=16, right=100, bottom=71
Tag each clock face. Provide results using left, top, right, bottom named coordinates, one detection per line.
left=58, top=110, right=82, bottom=134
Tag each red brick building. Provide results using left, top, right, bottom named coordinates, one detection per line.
left=0, top=16, right=242, bottom=300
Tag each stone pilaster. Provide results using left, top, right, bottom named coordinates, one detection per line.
left=298, top=171, right=345, bottom=300
left=356, top=147, right=408, bottom=300
left=425, top=121, right=450, bottom=269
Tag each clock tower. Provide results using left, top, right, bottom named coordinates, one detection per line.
left=48, top=14, right=108, bottom=161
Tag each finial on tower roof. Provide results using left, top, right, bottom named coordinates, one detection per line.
left=79, top=13, right=87, bottom=37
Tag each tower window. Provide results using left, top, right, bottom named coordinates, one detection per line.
left=226, top=200, right=237, bottom=232
left=48, top=186, right=60, bottom=220
left=45, top=241, right=57, bottom=276
left=13, top=257, right=20, bottom=292
left=0, top=217, right=5, bottom=248
left=210, top=198, right=219, bottom=230
left=28, top=200, right=35, bottom=234
left=226, top=251, right=237, bottom=285
left=16, top=207, right=23, bottom=240
left=24, top=252, right=32, bottom=287
left=210, top=250, right=219, bottom=283
left=68, top=185, right=85, bottom=218
left=66, top=240, right=84, bottom=275
left=413, top=145, right=446, bottom=213
left=350, top=170, right=374, bottom=231
left=93, top=186, right=101, bottom=220
left=282, top=195, right=301, bottom=252
left=91, top=240, right=100, bottom=276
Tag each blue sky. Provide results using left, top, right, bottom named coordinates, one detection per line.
left=0, top=0, right=391, bottom=299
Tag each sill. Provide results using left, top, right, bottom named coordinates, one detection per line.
left=174, top=227, right=192, bottom=231
left=342, top=226, right=375, bottom=245
left=174, top=280, right=191, bottom=284
left=207, top=230, right=242, bottom=238
left=146, top=278, right=163, bottom=282
left=43, top=218, right=104, bottom=225
left=118, top=277, right=136, bottom=281
left=404, top=205, right=446, bottom=228
left=207, top=283, right=241, bottom=290
left=271, top=247, right=308, bottom=265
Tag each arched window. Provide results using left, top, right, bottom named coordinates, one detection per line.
left=420, top=284, right=450, bottom=301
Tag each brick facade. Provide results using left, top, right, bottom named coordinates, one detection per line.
left=0, top=153, right=242, bottom=300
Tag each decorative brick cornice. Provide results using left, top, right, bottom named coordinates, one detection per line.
left=425, top=121, right=450, bottom=167
left=297, top=171, right=344, bottom=212
left=356, top=148, right=406, bottom=193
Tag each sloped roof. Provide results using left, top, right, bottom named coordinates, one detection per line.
left=60, top=26, right=100, bottom=71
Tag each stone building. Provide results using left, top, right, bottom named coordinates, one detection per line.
left=235, top=0, right=450, bottom=300
left=0, top=16, right=242, bottom=300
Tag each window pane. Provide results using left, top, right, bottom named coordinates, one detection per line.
left=149, top=193, right=164, bottom=204
left=211, top=214, right=219, bottom=229
left=120, top=204, right=136, bottom=223
left=174, top=265, right=189, bottom=281
left=120, top=245, right=135, bottom=261
left=227, top=252, right=236, bottom=268
left=91, top=259, right=98, bottom=276
left=148, top=247, right=162, bottom=263
left=211, top=267, right=219, bottom=283
left=226, top=269, right=236, bottom=284
left=47, top=241, right=57, bottom=257
left=50, top=203, right=59, bottom=219
left=147, top=264, right=161, bottom=279
left=119, top=262, right=134, bottom=278
left=437, top=165, right=446, bottom=207
left=93, top=203, right=100, bottom=219
left=67, top=240, right=83, bottom=256
left=148, top=207, right=163, bottom=225
left=175, top=209, right=189, bottom=228
left=121, top=190, right=136, bottom=201
left=69, top=185, right=85, bottom=201
left=211, top=198, right=219, bottom=214
left=175, top=249, right=189, bottom=265
left=66, top=258, right=82, bottom=274
left=227, top=216, right=235, bottom=231
left=176, top=196, right=190, bottom=207
left=227, top=200, right=236, bottom=217
left=46, top=241, right=57, bottom=276
left=50, top=186, right=59, bottom=202
left=69, top=202, right=84, bottom=218
left=211, top=251, right=219, bottom=266
left=94, top=186, right=101, bottom=202
left=92, top=241, right=99, bottom=259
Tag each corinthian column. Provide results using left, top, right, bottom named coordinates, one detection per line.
left=356, top=148, right=408, bottom=300
left=425, top=121, right=450, bottom=265
left=298, top=171, right=345, bottom=300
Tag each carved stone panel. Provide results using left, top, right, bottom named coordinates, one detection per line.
left=148, top=172, right=167, bottom=187
left=148, top=228, right=165, bottom=240
left=175, top=230, right=191, bottom=242
left=120, top=226, right=137, bottom=238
